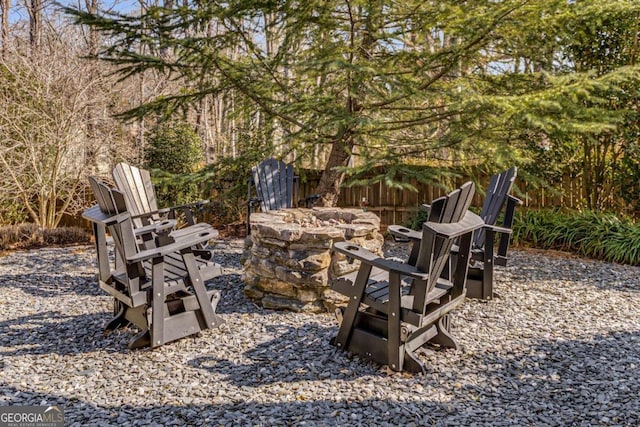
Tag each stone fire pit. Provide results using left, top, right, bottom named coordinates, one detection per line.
left=242, top=207, right=384, bottom=313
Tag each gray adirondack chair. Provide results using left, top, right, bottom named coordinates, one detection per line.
left=389, top=167, right=521, bottom=300
left=113, top=162, right=207, bottom=228
left=330, top=182, right=484, bottom=373
left=83, top=179, right=224, bottom=349
left=246, top=158, right=320, bottom=234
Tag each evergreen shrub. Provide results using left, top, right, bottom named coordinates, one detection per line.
left=145, top=123, right=205, bottom=207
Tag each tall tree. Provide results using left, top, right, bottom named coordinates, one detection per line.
left=66, top=0, right=640, bottom=206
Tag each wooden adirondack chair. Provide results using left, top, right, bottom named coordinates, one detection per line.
left=330, top=182, right=484, bottom=373
left=246, top=158, right=320, bottom=234
left=83, top=180, right=224, bottom=349
left=113, top=162, right=207, bottom=229
left=389, top=167, right=521, bottom=300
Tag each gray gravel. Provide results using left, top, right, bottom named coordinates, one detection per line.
left=1, top=241, right=639, bottom=426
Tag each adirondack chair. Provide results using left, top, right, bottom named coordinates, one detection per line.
left=89, top=175, right=211, bottom=253
left=389, top=167, right=521, bottom=300
left=330, top=182, right=484, bottom=373
left=113, top=162, right=207, bottom=229
left=83, top=180, right=224, bottom=349
left=246, top=158, right=320, bottom=234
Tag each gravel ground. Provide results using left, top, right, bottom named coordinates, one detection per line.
left=0, top=240, right=639, bottom=426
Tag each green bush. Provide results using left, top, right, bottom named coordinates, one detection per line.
left=145, top=123, right=205, bottom=207
left=145, top=135, right=273, bottom=230
left=406, top=206, right=640, bottom=265
left=0, top=200, right=28, bottom=225
left=512, top=209, right=640, bottom=265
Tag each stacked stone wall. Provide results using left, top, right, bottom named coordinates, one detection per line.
left=242, top=208, right=384, bottom=312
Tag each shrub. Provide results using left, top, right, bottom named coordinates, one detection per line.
left=406, top=206, right=640, bottom=265
left=512, top=209, right=640, bottom=265
left=145, top=123, right=205, bottom=207
left=0, top=201, right=28, bottom=225
left=0, top=224, right=91, bottom=251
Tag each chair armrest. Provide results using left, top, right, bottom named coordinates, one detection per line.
left=130, top=208, right=172, bottom=220
left=126, top=227, right=218, bottom=263
left=130, top=201, right=209, bottom=220
left=82, top=205, right=116, bottom=226
left=387, top=225, right=422, bottom=242
left=82, top=205, right=129, bottom=226
left=133, top=219, right=177, bottom=236
left=170, top=223, right=218, bottom=241
left=333, top=242, right=430, bottom=281
left=423, top=211, right=484, bottom=239
left=508, top=195, right=523, bottom=205
left=171, top=199, right=209, bottom=209
left=483, top=223, right=512, bottom=235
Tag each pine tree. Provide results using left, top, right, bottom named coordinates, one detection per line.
left=66, top=0, right=640, bottom=206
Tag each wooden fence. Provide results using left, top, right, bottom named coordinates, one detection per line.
left=67, top=169, right=633, bottom=231
left=299, top=171, right=611, bottom=228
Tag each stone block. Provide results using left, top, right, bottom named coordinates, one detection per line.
left=336, top=223, right=376, bottom=239
left=261, top=294, right=325, bottom=313
left=255, top=277, right=297, bottom=298
left=296, top=288, right=320, bottom=303
left=321, top=288, right=350, bottom=312
left=286, top=250, right=331, bottom=272
left=243, top=284, right=264, bottom=300
left=274, top=266, right=327, bottom=287
left=253, top=236, right=290, bottom=249
left=300, top=227, right=345, bottom=241
left=254, top=222, right=303, bottom=242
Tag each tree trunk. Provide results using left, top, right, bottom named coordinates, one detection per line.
left=85, top=0, right=99, bottom=55
left=314, top=132, right=354, bottom=207
left=26, top=0, right=42, bottom=53
left=0, top=0, right=9, bottom=59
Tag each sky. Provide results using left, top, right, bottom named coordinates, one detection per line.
left=7, top=0, right=138, bottom=23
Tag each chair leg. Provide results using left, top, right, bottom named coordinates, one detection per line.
left=429, top=315, right=458, bottom=349
left=128, top=329, right=151, bottom=349
left=104, top=302, right=128, bottom=333
left=332, top=264, right=372, bottom=350
left=182, top=249, right=224, bottom=329
left=387, top=272, right=403, bottom=372
left=150, top=258, right=166, bottom=348
left=403, top=323, right=439, bottom=374
left=482, top=258, right=493, bottom=299
left=482, top=230, right=495, bottom=300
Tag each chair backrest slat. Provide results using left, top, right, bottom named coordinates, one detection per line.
left=108, top=189, right=139, bottom=261
left=113, top=163, right=159, bottom=220
left=252, top=158, right=296, bottom=212
left=474, top=167, right=517, bottom=248
left=416, top=182, right=475, bottom=290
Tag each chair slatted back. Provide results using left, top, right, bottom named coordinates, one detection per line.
left=414, top=182, right=475, bottom=308
left=113, top=163, right=158, bottom=223
left=251, top=158, right=295, bottom=212
left=88, top=176, right=120, bottom=216
left=87, top=176, right=120, bottom=283
left=107, top=188, right=146, bottom=293
left=106, top=190, right=139, bottom=260
left=474, top=167, right=517, bottom=248
left=89, top=176, right=146, bottom=294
